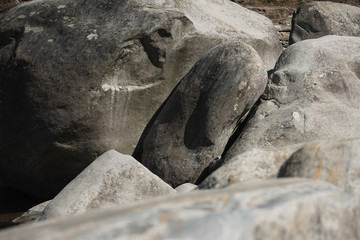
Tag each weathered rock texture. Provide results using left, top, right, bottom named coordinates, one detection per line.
left=200, top=146, right=299, bottom=189
left=0, top=0, right=281, bottom=198
left=225, top=35, right=360, bottom=161
left=290, top=1, right=360, bottom=44
left=279, top=138, right=360, bottom=197
left=12, top=200, right=50, bottom=224
left=141, top=42, right=267, bottom=187
left=1, top=178, right=359, bottom=239
left=38, top=150, right=175, bottom=220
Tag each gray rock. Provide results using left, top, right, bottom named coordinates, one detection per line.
left=12, top=200, right=51, bottom=224
left=200, top=146, right=300, bottom=189
left=175, top=183, right=198, bottom=193
left=141, top=42, right=268, bottom=187
left=225, top=36, right=360, bottom=161
left=176, top=0, right=282, bottom=70
left=290, top=1, right=360, bottom=44
left=0, top=0, right=281, bottom=198
left=279, top=138, right=360, bottom=197
left=1, top=178, right=359, bottom=240
left=38, top=150, right=175, bottom=220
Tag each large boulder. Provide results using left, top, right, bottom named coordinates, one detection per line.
left=0, top=0, right=281, bottom=197
left=289, top=1, right=360, bottom=44
left=279, top=138, right=360, bottom=197
left=1, top=178, right=359, bottom=239
left=37, top=150, right=175, bottom=220
left=140, top=42, right=268, bottom=187
left=225, top=35, right=360, bottom=161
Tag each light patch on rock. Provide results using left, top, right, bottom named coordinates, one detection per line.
left=238, top=80, right=247, bottom=90
left=57, top=5, right=66, bottom=9
left=234, top=103, right=238, bottom=111
left=68, top=24, right=74, bottom=28
left=18, top=15, right=26, bottom=19
left=292, top=111, right=301, bottom=122
left=47, top=39, right=54, bottom=43
left=87, top=30, right=98, bottom=40
left=25, top=26, right=44, bottom=33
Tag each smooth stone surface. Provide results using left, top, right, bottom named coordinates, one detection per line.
left=279, top=137, right=360, bottom=197
left=290, top=1, right=360, bottom=44
left=141, top=42, right=268, bottom=187
left=200, top=146, right=300, bottom=189
left=0, top=178, right=359, bottom=240
left=175, top=183, right=198, bottom=193
left=38, top=150, right=175, bottom=220
left=0, top=0, right=281, bottom=198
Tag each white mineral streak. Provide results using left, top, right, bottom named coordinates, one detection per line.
left=101, top=82, right=161, bottom=92
left=24, top=25, right=44, bottom=33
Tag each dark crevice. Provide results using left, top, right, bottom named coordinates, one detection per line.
left=9, top=29, right=24, bottom=63
left=157, top=29, right=172, bottom=38
left=195, top=99, right=262, bottom=185
left=140, top=35, right=165, bottom=68
left=0, top=186, right=46, bottom=230
left=222, top=102, right=261, bottom=158
left=0, top=33, right=13, bottom=49
left=267, top=69, right=275, bottom=78
left=0, top=27, right=24, bottom=68
left=195, top=156, right=222, bottom=185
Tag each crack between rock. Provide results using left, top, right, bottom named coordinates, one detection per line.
left=1, top=27, right=24, bottom=69
left=194, top=98, right=262, bottom=185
